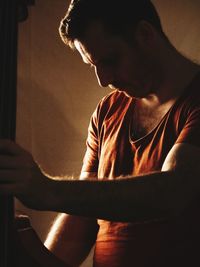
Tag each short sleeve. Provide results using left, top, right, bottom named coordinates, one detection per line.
left=80, top=91, right=131, bottom=174
left=176, top=106, right=200, bottom=147
left=81, top=107, right=99, bottom=173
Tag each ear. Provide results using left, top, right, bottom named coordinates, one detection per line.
left=134, top=20, right=157, bottom=48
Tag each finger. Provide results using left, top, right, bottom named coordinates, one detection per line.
left=0, top=169, right=29, bottom=185
left=14, top=215, right=31, bottom=230
left=0, top=170, right=18, bottom=183
left=0, top=170, right=27, bottom=197
left=0, top=155, right=22, bottom=169
left=0, top=184, right=18, bottom=195
left=0, top=154, right=32, bottom=169
left=0, top=139, right=28, bottom=156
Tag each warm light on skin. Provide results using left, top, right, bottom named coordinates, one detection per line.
left=74, top=40, right=92, bottom=66
left=73, top=20, right=161, bottom=99
left=73, top=20, right=200, bottom=104
left=74, top=39, right=151, bottom=98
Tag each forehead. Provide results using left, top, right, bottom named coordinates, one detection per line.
left=74, top=21, right=127, bottom=64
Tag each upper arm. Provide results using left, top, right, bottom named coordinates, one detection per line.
left=161, top=94, right=200, bottom=178
left=162, top=143, right=200, bottom=175
left=81, top=117, right=99, bottom=175
left=45, top=213, right=99, bottom=266
left=160, top=143, right=200, bottom=217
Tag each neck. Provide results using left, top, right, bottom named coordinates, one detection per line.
left=149, top=44, right=200, bottom=104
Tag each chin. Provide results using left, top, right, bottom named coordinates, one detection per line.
left=121, top=88, right=144, bottom=98
left=113, top=88, right=136, bottom=98
left=110, top=84, right=149, bottom=98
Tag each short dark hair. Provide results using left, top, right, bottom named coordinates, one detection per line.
left=59, top=0, right=165, bottom=49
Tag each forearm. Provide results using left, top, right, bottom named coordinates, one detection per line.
left=1, top=141, right=199, bottom=222
left=46, top=169, right=198, bottom=222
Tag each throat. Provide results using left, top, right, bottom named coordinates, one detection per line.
left=130, top=99, right=175, bottom=140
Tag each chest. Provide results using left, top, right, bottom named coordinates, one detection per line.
left=130, top=102, right=174, bottom=140
left=98, top=101, right=179, bottom=178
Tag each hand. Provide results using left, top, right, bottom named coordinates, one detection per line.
left=0, top=139, right=51, bottom=210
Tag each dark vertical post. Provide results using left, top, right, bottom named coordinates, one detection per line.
left=0, top=0, right=35, bottom=266
left=0, top=0, right=18, bottom=266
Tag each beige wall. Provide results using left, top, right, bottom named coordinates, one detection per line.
left=16, top=0, right=200, bottom=266
left=16, top=0, right=108, bottom=241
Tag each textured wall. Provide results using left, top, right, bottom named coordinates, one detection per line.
left=16, top=1, right=200, bottom=266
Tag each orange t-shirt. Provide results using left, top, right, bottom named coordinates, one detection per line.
left=82, top=73, right=200, bottom=267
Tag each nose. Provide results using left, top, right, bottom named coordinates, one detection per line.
left=94, top=65, right=113, bottom=87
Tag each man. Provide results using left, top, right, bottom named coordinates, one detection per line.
left=1, top=0, right=200, bottom=266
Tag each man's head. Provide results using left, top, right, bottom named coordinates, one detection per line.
left=59, top=0, right=171, bottom=98
left=59, top=0, right=166, bottom=49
